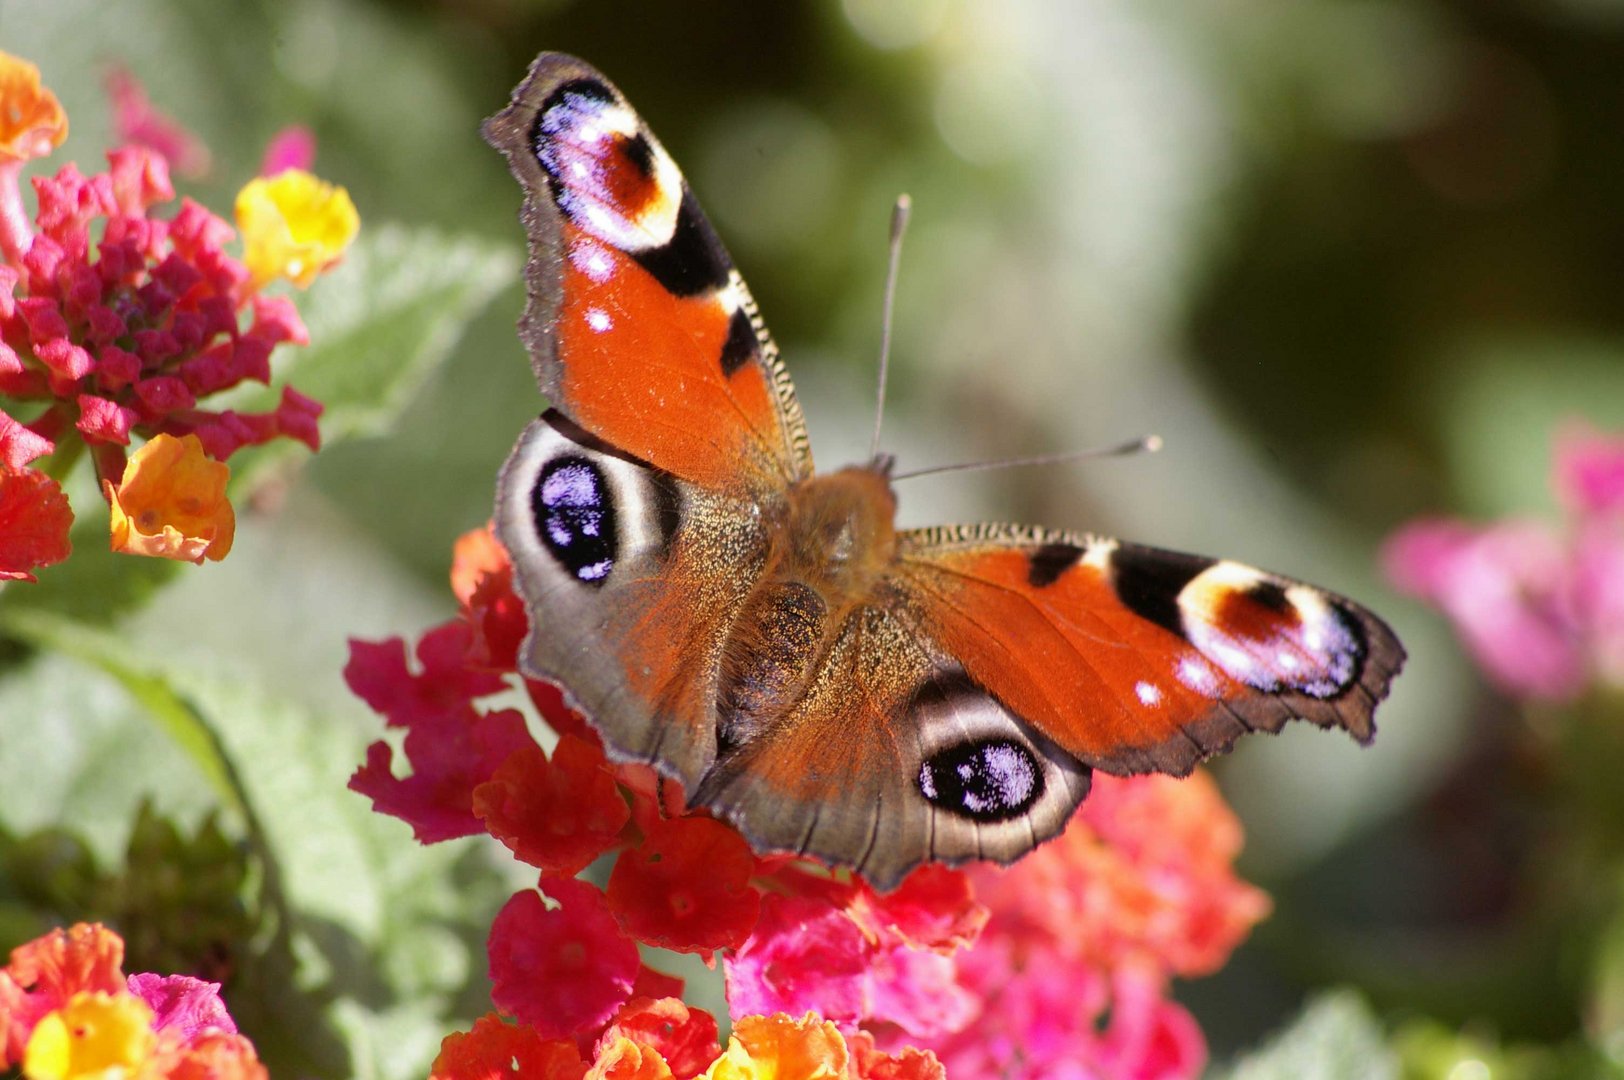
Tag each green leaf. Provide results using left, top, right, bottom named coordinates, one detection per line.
left=1213, top=990, right=1399, bottom=1080
left=0, top=605, right=520, bottom=1079
left=223, top=225, right=519, bottom=490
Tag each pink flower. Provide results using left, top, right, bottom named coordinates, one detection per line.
left=1384, top=518, right=1585, bottom=699
left=259, top=126, right=316, bottom=177
left=346, top=623, right=535, bottom=843
left=1384, top=421, right=1624, bottom=700
left=126, top=973, right=236, bottom=1038
left=488, top=881, right=641, bottom=1039
left=906, top=773, right=1269, bottom=1080
left=104, top=66, right=210, bottom=178
left=724, top=868, right=982, bottom=1040
left=1555, top=423, right=1624, bottom=515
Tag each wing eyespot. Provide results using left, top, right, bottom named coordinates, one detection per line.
left=917, top=738, right=1045, bottom=822
left=532, top=455, right=618, bottom=587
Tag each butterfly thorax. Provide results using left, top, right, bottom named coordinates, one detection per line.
left=716, top=465, right=898, bottom=750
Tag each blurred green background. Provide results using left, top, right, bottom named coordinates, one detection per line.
left=3, top=0, right=1624, bottom=1075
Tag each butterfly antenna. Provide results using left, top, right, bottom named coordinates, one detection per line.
left=869, top=194, right=912, bottom=461
left=891, top=434, right=1163, bottom=482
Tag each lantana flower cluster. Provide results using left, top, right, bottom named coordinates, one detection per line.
left=348, top=525, right=1272, bottom=1079
left=0, top=51, right=357, bottom=579
left=0, top=922, right=264, bottom=1080
left=1384, top=424, right=1624, bottom=701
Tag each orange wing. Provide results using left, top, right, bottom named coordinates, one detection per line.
left=484, top=53, right=810, bottom=497
left=894, top=525, right=1405, bottom=776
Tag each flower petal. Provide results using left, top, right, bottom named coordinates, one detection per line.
left=488, top=882, right=641, bottom=1039
left=0, top=52, right=67, bottom=163
left=235, top=169, right=358, bottom=288
left=0, top=466, right=72, bottom=582
left=607, top=816, right=760, bottom=955
left=104, top=433, right=234, bottom=564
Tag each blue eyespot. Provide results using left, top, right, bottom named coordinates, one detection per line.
left=918, top=738, right=1042, bottom=822
left=533, top=456, right=616, bottom=586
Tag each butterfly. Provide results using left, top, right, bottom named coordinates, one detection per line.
left=482, top=53, right=1406, bottom=891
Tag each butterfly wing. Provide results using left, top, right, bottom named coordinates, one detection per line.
left=691, top=593, right=1094, bottom=892
left=496, top=410, right=772, bottom=790
left=690, top=525, right=1404, bottom=890
left=893, top=525, right=1406, bottom=775
left=484, top=53, right=812, bottom=496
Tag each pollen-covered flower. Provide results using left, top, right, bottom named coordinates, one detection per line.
left=236, top=169, right=358, bottom=288
left=104, top=432, right=234, bottom=563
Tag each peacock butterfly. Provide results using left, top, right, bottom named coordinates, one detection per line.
left=482, top=53, right=1405, bottom=891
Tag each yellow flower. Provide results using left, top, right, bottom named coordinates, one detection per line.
left=235, top=169, right=358, bottom=288
left=23, top=992, right=157, bottom=1080
left=0, top=51, right=67, bottom=164
left=105, top=434, right=235, bottom=564
left=702, top=1015, right=847, bottom=1080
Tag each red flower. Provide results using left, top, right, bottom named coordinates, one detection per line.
left=488, top=881, right=641, bottom=1039
left=431, top=1013, right=588, bottom=1080
left=0, top=464, right=72, bottom=581
left=347, top=623, right=536, bottom=843
left=475, top=736, right=632, bottom=876
left=607, top=816, right=761, bottom=954
left=345, top=623, right=509, bottom=729
left=596, top=998, right=719, bottom=1080
left=452, top=524, right=530, bottom=670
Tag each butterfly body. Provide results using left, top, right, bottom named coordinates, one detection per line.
left=486, top=54, right=1406, bottom=890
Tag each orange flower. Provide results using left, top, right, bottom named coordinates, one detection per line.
left=588, top=1036, right=676, bottom=1080
left=235, top=169, right=358, bottom=288
left=702, top=1014, right=847, bottom=1080
left=104, top=434, right=235, bottom=563
left=0, top=52, right=67, bottom=163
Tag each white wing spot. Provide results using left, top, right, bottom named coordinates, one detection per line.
left=1135, top=681, right=1162, bottom=707
left=1176, top=655, right=1219, bottom=696
left=586, top=308, right=612, bottom=333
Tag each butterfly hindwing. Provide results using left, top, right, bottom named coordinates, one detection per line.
left=894, top=526, right=1405, bottom=776
left=483, top=53, right=812, bottom=497
left=496, top=409, right=771, bottom=791
left=691, top=600, right=1093, bottom=892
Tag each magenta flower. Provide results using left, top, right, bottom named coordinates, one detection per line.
left=1384, top=422, right=1624, bottom=700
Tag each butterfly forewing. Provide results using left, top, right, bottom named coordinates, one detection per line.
left=894, top=526, right=1405, bottom=776
left=484, top=53, right=812, bottom=497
